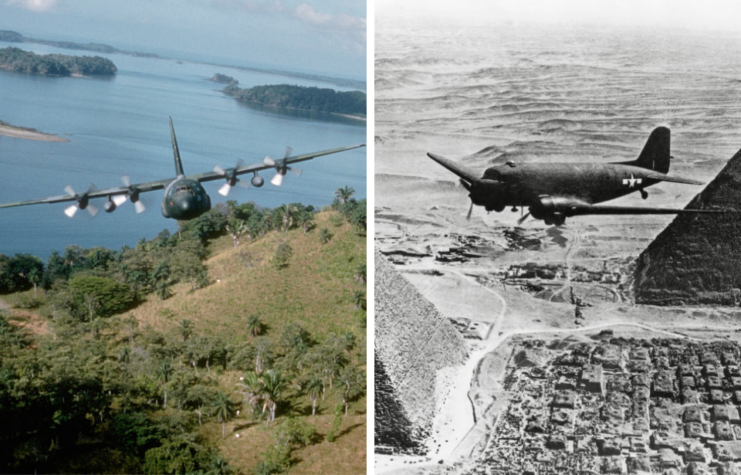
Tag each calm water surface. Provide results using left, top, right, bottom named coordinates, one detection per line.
left=0, top=41, right=366, bottom=259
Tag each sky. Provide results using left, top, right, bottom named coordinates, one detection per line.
left=376, top=0, right=741, bottom=32
left=1, top=0, right=366, bottom=79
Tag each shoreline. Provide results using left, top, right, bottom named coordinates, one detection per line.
left=0, top=122, right=69, bottom=142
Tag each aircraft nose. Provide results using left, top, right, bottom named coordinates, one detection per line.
left=178, top=199, right=190, bottom=212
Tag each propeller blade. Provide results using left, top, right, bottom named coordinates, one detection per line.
left=263, top=156, right=276, bottom=167
left=64, top=185, right=76, bottom=197
left=122, top=175, right=131, bottom=187
left=466, top=201, right=473, bottom=220
left=134, top=201, right=146, bottom=214
left=214, top=165, right=226, bottom=176
left=283, top=146, right=293, bottom=159
left=86, top=203, right=99, bottom=217
left=458, top=179, right=472, bottom=192
left=113, top=195, right=127, bottom=206
left=64, top=205, right=78, bottom=218
left=289, top=167, right=302, bottom=177
left=218, top=182, right=232, bottom=196
left=271, top=173, right=284, bottom=186
left=517, top=212, right=531, bottom=225
left=237, top=180, right=250, bottom=189
left=235, top=158, right=244, bottom=168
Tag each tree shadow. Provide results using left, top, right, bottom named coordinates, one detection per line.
left=233, top=420, right=260, bottom=432
left=332, top=422, right=363, bottom=441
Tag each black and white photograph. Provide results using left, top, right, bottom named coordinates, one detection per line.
left=374, top=1, right=741, bottom=474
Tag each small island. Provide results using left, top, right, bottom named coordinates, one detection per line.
left=209, top=73, right=238, bottom=85
left=223, top=84, right=366, bottom=119
left=0, top=120, right=69, bottom=142
left=0, top=47, right=117, bottom=77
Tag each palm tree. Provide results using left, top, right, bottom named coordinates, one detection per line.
left=254, top=338, right=273, bottom=374
left=247, top=314, right=264, bottom=337
left=178, top=319, right=193, bottom=343
left=238, top=372, right=263, bottom=420
left=212, top=391, right=236, bottom=438
left=156, top=359, right=174, bottom=408
left=305, top=376, right=323, bottom=416
left=351, top=290, right=366, bottom=311
left=260, top=369, right=285, bottom=426
left=334, top=186, right=355, bottom=205
left=354, top=263, right=366, bottom=285
left=319, top=228, right=332, bottom=245
left=296, top=210, right=315, bottom=234
left=339, top=366, right=365, bottom=416
left=27, top=268, right=41, bottom=299
left=226, top=219, right=247, bottom=248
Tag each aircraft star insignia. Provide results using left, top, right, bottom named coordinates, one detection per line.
left=622, top=174, right=642, bottom=188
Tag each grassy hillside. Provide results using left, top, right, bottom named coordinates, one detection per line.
left=0, top=207, right=366, bottom=474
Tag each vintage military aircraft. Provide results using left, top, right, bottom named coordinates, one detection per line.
left=428, top=126, right=727, bottom=226
left=0, top=117, right=364, bottom=221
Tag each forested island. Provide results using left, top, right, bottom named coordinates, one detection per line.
left=0, top=30, right=364, bottom=89
left=210, top=73, right=238, bottom=85
left=223, top=84, right=366, bottom=118
left=0, top=193, right=367, bottom=474
left=0, top=46, right=117, bottom=77
left=0, top=30, right=158, bottom=58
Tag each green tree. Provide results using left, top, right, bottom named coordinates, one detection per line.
left=305, top=376, right=323, bottom=416
left=334, top=185, right=355, bottom=205
left=247, top=314, right=265, bottom=337
left=156, top=359, right=174, bottom=408
left=273, top=243, right=293, bottom=270
left=351, top=289, right=366, bottom=311
left=338, top=366, right=365, bottom=416
left=319, top=228, right=332, bottom=245
left=260, top=369, right=285, bottom=426
left=67, top=275, right=134, bottom=318
left=212, top=391, right=236, bottom=438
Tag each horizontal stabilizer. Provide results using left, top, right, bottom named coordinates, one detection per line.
left=427, top=153, right=480, bottom=184
left=644, top=172, right=704, bottom=186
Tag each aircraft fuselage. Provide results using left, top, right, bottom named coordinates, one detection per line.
left=475, top=162, right=660, bottom=211
left=161, top=177, right=211, bottom=220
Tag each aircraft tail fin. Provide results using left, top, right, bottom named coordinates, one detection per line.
left=169, top=116, right=185, bottom=176
left=621, top=126, right=671, bottom=173
left=427, top=153, right=480, bottom=184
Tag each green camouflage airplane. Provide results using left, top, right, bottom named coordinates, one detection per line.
left=0, top=117, right=365, bottom=221
left=428, top=127, right=727, bottom=226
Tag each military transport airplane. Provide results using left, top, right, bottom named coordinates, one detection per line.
left=0, top=117, right=365, bottom=221
left=428, top=126, right=726, bottom=226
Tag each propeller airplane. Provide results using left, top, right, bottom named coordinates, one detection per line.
left=428, top=127, right=731, bottom=226
left=0, top=117, right=365, bottom=221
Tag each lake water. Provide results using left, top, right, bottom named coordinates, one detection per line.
left=0, top=41, right=366, bottom=259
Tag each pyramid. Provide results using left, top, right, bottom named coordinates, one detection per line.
left=374, top=251, right=468, bottom=452
left=634, top=148, right=741, bottom=306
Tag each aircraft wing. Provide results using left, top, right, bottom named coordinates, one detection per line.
left=564, top=203, right=729, bottom=217
left=0, top=178, right=172, bottom=209
left=191, top=143, right=366, bottom=184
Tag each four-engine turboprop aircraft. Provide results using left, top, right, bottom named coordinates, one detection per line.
left=0, top=117, right=365, bottom=221
left=428, top=127, right=728, bottom=226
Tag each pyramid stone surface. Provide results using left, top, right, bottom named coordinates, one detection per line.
left=374, top=251, right=467, bottom=452
left=634, top=149, right=741, bottom=306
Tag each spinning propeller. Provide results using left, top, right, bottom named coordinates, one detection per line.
left=63, top=185, right=98, bottom=218
left=213, top=159, right=250, bottom=196
left=263, top=147, right=302, bottom=186
left=121, top=175, right=146, bottom=213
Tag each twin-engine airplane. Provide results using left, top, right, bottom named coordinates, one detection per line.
left=0, top=117, right=365, bottom=221
left=428, top=127, right=727, bottom=226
